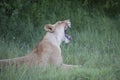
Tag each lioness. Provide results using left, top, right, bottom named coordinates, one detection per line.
left=0, top=20, right=78, bottom=69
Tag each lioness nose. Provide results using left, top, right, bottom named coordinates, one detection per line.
left=64, top=19, right=71, bottom=28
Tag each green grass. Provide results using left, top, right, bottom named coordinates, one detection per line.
left=0, top=2, right=120, bottom=80
left=0, top=16, right=120, bottom=80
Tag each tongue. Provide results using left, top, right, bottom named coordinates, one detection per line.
left=65, top=34, right=72, bottom=41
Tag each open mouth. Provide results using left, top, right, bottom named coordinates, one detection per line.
left=64, top=20, right=72, bottom=41
left=65, top=25, right=72, bottom=41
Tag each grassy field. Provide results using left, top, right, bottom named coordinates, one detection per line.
left=0, top=1, right=120, bottom=80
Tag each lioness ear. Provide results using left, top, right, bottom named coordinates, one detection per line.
left=44, top=24, right=55, bottom=33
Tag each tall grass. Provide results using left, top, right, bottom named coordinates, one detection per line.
left=0, top=0, right=120, bottom=80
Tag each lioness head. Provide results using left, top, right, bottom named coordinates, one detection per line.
left=44, top=20, right=72, bottom=43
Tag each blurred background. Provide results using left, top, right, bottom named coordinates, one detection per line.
left=0, top=0, right=120, bottom=43
left=0, top=0, right=120, bottom=80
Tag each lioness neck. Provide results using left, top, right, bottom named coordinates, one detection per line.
left=43, top=32, right=62, bottom=46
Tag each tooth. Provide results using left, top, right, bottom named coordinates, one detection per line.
left=67, top=22, right=71, bottom=28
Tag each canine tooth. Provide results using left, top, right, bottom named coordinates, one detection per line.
left=67, top=22, right=71, bottom=28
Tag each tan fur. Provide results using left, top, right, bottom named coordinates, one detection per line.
left=0, top=20, right=78, bottom=69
